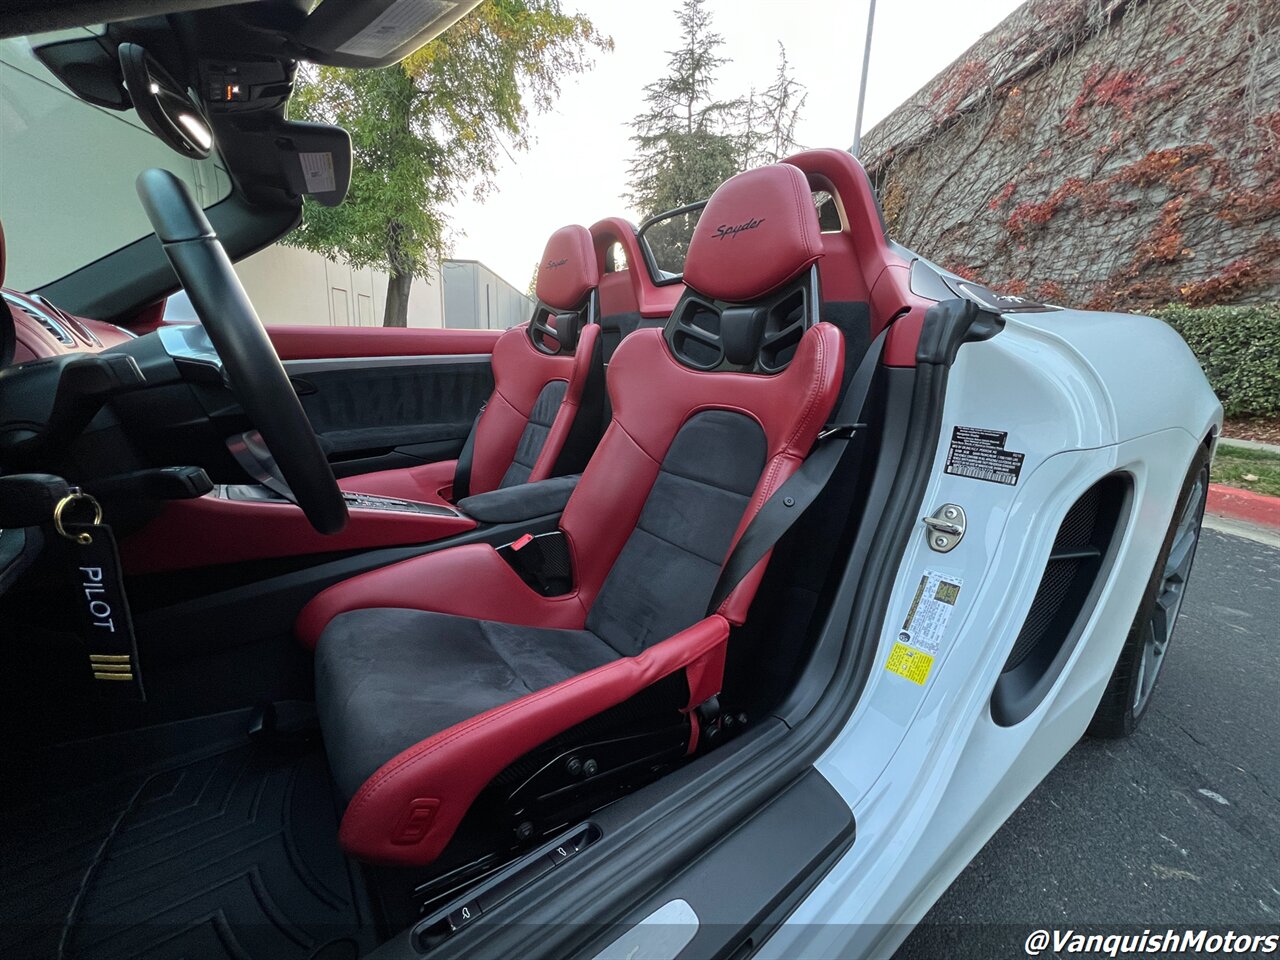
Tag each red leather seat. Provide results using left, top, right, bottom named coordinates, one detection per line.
left=304, top=164, right=844, bottom=866
left=339, top=224, right=603, bottom=505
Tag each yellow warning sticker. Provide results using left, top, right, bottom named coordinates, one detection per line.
left=885, top=642, right=935, bottom=685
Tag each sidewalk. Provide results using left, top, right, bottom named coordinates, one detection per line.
left=1219, top=435, right=1280, bottom=455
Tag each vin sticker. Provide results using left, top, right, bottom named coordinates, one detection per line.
left=945, top=426, right=1024, bottom=486
left=886, top=571, right=963, bottom=686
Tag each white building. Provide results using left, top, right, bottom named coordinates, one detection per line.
left=167, top=244, right=533, bottom=329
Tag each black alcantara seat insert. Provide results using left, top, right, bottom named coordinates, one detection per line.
left=499, top=378, right=569, bottom=488
left=585, top=409, right=768, bottom=656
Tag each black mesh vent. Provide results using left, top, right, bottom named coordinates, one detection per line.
left=1002, top=476, right=1126, bottom=674
left=1053, top=484, right=1103, bottom=550
left=1005, top=559, right=1078, bottom=669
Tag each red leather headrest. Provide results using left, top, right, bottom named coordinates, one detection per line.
left=683, top=163, right=823, bottom=303
left=535, top=224, right=599, bottom=311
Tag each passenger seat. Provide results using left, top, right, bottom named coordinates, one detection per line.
left=340, top=225, right=604, bottom=504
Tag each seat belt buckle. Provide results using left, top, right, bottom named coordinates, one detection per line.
left=510, top=533, right=535, bottom=552
left=817, top=422, right=865, bottom=442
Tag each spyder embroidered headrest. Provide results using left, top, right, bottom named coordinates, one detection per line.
left=535, top=224, right=599, bottom=310
left=683, top=163, right=823, bottom=303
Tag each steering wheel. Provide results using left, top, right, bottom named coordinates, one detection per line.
left=136, top=168, right=348, bottom=535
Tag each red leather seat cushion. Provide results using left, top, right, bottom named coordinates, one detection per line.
left=319, top=612, right=730, bottom=865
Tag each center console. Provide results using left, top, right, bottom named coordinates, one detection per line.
left=219, top=484, right=463, bottom=518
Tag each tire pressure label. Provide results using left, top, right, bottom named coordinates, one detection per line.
left=885, top=570, right=963, bottom=686
left=945, top=426, right=1024, bottom=486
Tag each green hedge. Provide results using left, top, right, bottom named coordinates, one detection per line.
left=1150, top=303, right=1280, bottom=419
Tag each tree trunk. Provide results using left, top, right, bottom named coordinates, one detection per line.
left=383, top=270, right=412, bottom=327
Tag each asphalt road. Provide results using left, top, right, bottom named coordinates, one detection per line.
left=898, top=526, right=1280, bottom=958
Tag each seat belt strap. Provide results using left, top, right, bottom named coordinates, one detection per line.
left=451, top=404, right=485, bottom=501
left=706, top=327, right=889, bottom=616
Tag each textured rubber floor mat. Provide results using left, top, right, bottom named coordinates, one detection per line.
left=0, top=716, right=376, bottom=960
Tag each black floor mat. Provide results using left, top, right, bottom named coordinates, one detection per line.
left=0, top=709, right=377, bottom=960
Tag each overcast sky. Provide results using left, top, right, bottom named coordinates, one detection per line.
left=446, top=0, right=1025, bottom=289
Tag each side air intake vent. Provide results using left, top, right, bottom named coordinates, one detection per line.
left=991, top=473, right=1130, bottom=726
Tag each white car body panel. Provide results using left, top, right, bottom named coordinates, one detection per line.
left=761, top=306, right=1222, bottom=958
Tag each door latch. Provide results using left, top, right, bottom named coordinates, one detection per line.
left=922, top=504, right=966, bottom=552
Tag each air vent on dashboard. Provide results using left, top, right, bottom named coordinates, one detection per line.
left=3, top=291, right=75, bottom=346
left=30, top=294, right=101, bottom=346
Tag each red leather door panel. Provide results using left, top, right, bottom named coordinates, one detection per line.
left=267, top=325, right=502, bottom=361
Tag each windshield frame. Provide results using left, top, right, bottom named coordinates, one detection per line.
left=0, top=16, right=309, bottom=321
left=635, top=200, right=709, bottom=288
left=0, top=28, right=237, bottom=294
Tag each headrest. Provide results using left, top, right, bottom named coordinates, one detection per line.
left=683, top=163, right=823, bottom=303
left=535, top=224, right=599, bottom=311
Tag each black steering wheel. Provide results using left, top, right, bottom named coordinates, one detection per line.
left=136, top=168, right=348, bottom=535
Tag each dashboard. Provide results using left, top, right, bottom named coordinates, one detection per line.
left=2, top=289, right=135, bottom=365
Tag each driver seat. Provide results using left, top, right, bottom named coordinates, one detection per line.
left=339, top=224, right=603, bottom=505
left=302, top=164, right=843, bottom=866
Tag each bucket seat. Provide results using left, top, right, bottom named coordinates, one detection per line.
left=303, top=164, right=844, bottom=865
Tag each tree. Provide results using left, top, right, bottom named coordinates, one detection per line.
left=286, top=1, right=611, bottom=327
left=625, top=0, right=741, bottom=221
left=734, top=43, right=807, bottom=169
left=758, top=43, right=808, bottom=165
left=626, top=4, right=807, bottom=274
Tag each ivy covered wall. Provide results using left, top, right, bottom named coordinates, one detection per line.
left=862, top=0, right=1280, bottom=311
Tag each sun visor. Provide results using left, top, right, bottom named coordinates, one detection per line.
left=296, top=0, right=484, bottom=68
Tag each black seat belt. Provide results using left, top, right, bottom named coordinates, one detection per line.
left=707, top=327, right=889, bottom=615
left=451, top=406, right=485, bottom=501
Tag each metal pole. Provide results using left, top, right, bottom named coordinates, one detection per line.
left=851, top=0, right=877, bottom=157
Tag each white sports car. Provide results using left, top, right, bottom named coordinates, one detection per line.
left=0, top=3, right=1220, bottom=959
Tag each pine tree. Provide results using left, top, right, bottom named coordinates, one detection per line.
left=625, top=0, right=741, bottom=221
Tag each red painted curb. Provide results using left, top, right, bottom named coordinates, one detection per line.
left=1207, top=483, right=1280, bottom=531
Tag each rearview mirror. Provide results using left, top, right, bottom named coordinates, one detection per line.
left=118, top=42, right=213, bottom=159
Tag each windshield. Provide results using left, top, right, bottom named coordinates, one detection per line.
left=0, top=29, right=232, bottom=291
